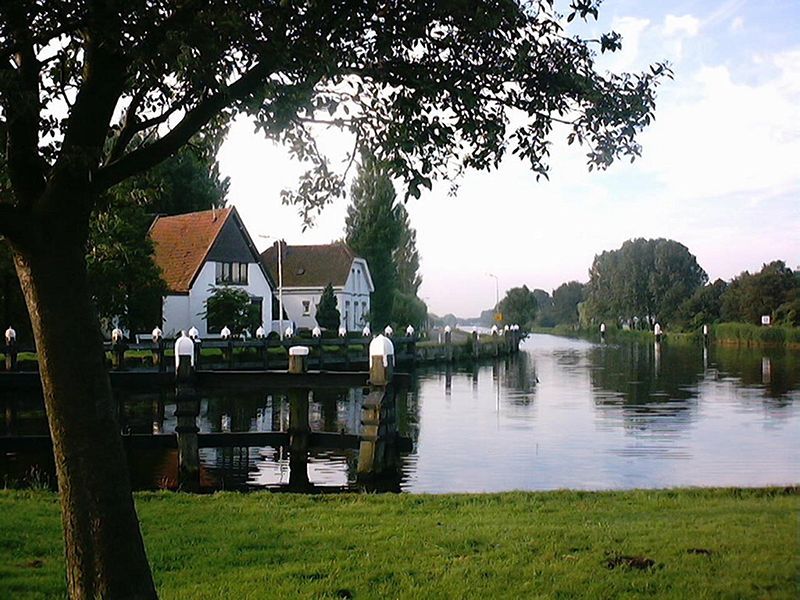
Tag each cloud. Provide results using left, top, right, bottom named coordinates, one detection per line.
left=604, top=16, right=651, bottom=72
left=663, top=14, right=701, bottom=37
left=730, top=16, right=744, bottom=32
left=636, top=49, right=800, bottom=203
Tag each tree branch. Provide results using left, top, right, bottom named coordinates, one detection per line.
left=0, top=4, right=47, bottom=205
left=95, top=58, right=278, bottom=191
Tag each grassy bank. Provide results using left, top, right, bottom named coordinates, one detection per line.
left=532, top=323, right=800, bottom=349
left=1, top=487, right=797, bottom=599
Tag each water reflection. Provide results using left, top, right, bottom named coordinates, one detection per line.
left=1, top=334, right=798, bottom=492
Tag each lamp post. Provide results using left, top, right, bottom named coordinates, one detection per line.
left=259, top=235, right=285, bottom=340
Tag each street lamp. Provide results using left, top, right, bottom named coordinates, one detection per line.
left=259, top=235, right=285, bottom=340
left=487, top=273, right=499, bottom=321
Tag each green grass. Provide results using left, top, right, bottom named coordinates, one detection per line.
left=1, top=487, right=797, bottom=599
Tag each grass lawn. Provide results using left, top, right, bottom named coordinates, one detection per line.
left=0, top=487, right=797, bottom=599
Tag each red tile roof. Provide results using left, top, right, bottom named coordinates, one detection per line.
left=260, top=242, right=361, bottom=288
left=149, top=207, right=232, bottom=293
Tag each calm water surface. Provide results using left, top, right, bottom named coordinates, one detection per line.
left=2, top=334, right=798, bottom=492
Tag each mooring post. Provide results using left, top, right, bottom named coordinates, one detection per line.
left=174, top=336, right=200, bottom=491
left=339, top=326, right=349, bottom=370
left=444, top=326, right=453, bottom=362
left=110, top=327, right=125, bottom=371
left=405, top=325, right=417, bottom=365
left=358, top=335, right=398, bottom=480
left=600, top=322, right=606, bottom=344
left=288, top=345, right=311, bottom=488
left=703, top=323, right=709, bottom=347
left=4, top=326, right=17, bottom=372
left=312, top=327, right=323, bottom=370
left=288, top=345, right=309, bottom=374
left=491, top=325, right=500, bottom=358
left=151, top=327, right=164, bottom=371
left=471, top=330, right=479, bottom=360
left=255, top=326, right=268, bottom=370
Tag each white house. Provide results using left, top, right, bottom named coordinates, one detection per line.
left=260, top=242, right=374, bottom=331
left=149, top=207, right=274, bottom=337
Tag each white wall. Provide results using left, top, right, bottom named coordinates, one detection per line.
left=274, top=259, right=373, bottom=332
left=163, top=261, right=273, bottom=337
left=162, top=295, right=190, bottom=338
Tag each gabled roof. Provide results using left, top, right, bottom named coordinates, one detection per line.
left=149, top=207, right=233, bottom=293
left=260, top=242, right=372, bottom=290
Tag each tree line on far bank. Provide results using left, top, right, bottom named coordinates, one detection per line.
left=478, top=238, right=799, bottom=333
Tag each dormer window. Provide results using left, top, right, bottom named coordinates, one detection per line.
left=216, top=261, right=248, bottom=284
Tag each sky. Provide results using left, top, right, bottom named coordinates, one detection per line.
left=217, top=0, right=800, bottom=318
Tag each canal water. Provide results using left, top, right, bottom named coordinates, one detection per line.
left=1, top=334, right=798, bottom=492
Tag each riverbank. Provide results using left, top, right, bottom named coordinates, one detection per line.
left=532, top=323, right=800, bottom=349
left=1, top=487, right=796, bottom=599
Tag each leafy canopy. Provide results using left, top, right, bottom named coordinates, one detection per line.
left=0, top=0, right=670, bottom=243
left=498, top=285, right=538, bottom=330
left=585, top=238, right=707, bottom=326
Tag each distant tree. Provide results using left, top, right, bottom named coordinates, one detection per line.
left=394, top=205, right=422, bottom=296
left=498, top=286, right=538, bottom=330
left=675, top=279, right=727, bottom=329
left=315, top=283, right=341, bottom=330
left=552, top=281, right=585, bottom=326
left=203, top=286, right=260, bottom=336
left=392, top=291, right=428, bottom=329
left=531, top=288, right=555, bottom=326
left=585, top=238, right=707, bottom=326
left=346, top=157, right=401, bottom=329
left=720, top=261, right=797, bottom=325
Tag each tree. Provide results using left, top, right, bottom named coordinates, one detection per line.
left=315, top=283, right=341, bottom=330
left=345, top=156, right=402, bottom=329
left=551, top=281, right=585, bottom=326
left=203, top=286, right=260, bottom=336
left=87, top=201, right=167, bottom=333
left=498, top=285, right=538, bottom=330
left=675, top=278, right=727, bottom=330
left=394, top=204, right=422, bottom=296
left=585, top=238, right=707, bottom=326
left=0, top=2, right=667, bottom=596
left=532, top=288, right=555, bottom=326
left=720, top=261, right=798, bottom=325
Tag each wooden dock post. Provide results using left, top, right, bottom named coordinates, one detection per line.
left=174, top=339, right=200, bottom=491
left=405, top=326, right=417, bottom=365
left=471, top=330, right=479, bottom=360
left=151, top=327, right=164, bottom=371
left=111, top=328, right=126, bottom=371
left=444, top=326, right=453, bottom=363
left=288, top=345, right=310, bottom=488
left=358, top=335, right=398, bottom=479
left=4, top=327, right=17, bottom=372
left=174, top=333, right=200, bottom=490
left=491, top=325, right=500, bottom=358
left=288, top=345, right=309, bottom=374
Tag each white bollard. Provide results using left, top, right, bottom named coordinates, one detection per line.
left=369, top=334, right=394, bottom=386
left=288, top=345, right=309, bottom=374
left=174, top=331, right=195, bottom=370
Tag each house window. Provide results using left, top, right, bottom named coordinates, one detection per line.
left=216, top=262, right=248, bottom=285
left=362, top=302, right=367, bottom=324
left=302, top=300, right=311, bottom=316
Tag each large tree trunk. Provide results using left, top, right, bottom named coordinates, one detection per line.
left=13, top=216, right=157, bottom=599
